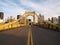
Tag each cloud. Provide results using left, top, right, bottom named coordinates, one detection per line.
left=0, top=0, right=60, bottom=20
left=0, top=0, right=25, bottom=19
left=20, top=0, right=60, bottom=19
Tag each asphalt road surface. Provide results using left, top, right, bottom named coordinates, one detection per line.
left=31, top=25, right=60, bottom=45
left=0, top=26, right=29, bottom=45
left=0, top=25, right=60, bottom=45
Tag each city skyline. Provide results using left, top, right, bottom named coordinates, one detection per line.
left=0, top=0, right=60, bottom=19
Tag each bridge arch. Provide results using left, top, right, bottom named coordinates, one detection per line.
left=23, top=11, right=38, bottom=25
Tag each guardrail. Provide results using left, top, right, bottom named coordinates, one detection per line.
left=0, top=16, right=26, bottom=31
left=0, top=23, right=26, bottom=31
left=43, top=24, right=60, bottom=30
left=34, top=23, right=60, bottom=31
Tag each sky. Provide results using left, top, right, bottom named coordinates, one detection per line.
left=0, top=0, right=60, bottom=20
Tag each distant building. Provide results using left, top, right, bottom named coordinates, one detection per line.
left=58, top=16, right=60, bottom=24
left=48, top=18, right=50, bottom=21
left=9, top=16, right=16, bottom=22
left=0, top=12, right=4, bottom=23
left=38, top=14, right=44, bottom=24
left=19, top=16, right=25, bottom=24
left=5, top=16, right=16, bottom=23
left=17, top=15, right=22, bottom=19
left=17, top=15, right=25, bottom=24
left=0, top=12, right=4, bottom=19
left=16, top=14, right=25, bottom=24
left=51, top=17, right=58, bottom=24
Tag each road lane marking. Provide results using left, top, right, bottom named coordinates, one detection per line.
left=31, top=28, right=33, bottom=45
left=27, top=27, right=33, bottom=45
left=27, top=28, right=31, bottom=45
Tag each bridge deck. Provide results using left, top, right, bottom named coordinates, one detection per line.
left=0, top=25, right=60, bottom=45
left=0, top=26, right=28, bottom=45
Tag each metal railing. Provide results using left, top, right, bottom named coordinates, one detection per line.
left=0, top=17, right=26, bottom=31
left=34, top=22, right=60, bottom=31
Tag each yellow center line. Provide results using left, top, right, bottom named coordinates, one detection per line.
left=27, top=26, right=33, bottom=45
left=31, top=29, right=33, bottom=45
